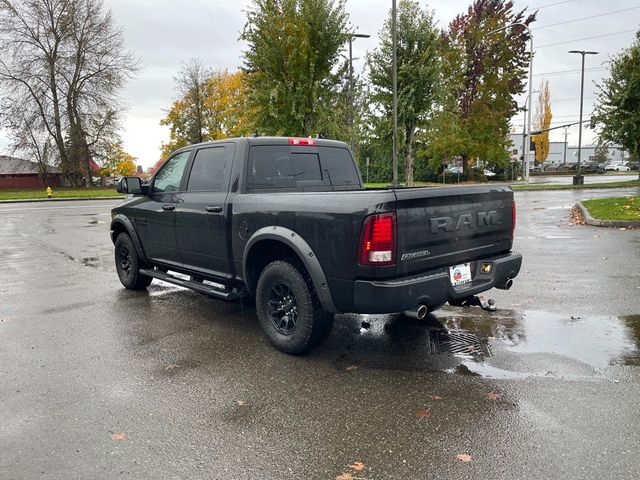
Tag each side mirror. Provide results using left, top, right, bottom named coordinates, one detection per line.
left=117, top=176, right=142, bottom=194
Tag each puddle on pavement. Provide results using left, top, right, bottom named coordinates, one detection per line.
left=332, top=309, right=640, bottom=379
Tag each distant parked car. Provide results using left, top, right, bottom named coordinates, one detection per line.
left=554, top=164, right=575, bottom=173
left=605, top=163, right=630, bottom=171
left=626, top=161, right=639, bottom=171
left=582, top=162, right=606, bottom=174
left=445, top=166, right=462, bottom=174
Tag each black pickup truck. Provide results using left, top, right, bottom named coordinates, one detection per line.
left=111, top=137, right=522, bottom=354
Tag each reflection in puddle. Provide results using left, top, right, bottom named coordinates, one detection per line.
left=502, top=311, right=637, bottom=368
left=438, top=309, right=640, bottom=378
left=333, top=309, right=640, bottom=379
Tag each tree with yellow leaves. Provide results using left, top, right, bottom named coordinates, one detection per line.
left=160, top=66, right=254, bottom=159
left=100, top=141, right=137, bottom=177
left=533, top=81, right=552, bottom=163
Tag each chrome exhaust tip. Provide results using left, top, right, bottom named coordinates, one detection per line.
left=496, top=278, right=513, bottom=290
left=404, top=304, right=428, bottom=320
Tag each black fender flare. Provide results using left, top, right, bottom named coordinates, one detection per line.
left=243, top=226, right=338, bottom=313
left=110, top=214, right=149, bottom=264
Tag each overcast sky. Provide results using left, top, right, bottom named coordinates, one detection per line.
left=1, top=0, right=639, bottom=168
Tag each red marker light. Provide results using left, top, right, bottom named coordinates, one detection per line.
left=289, top=137, right=317, bottom=146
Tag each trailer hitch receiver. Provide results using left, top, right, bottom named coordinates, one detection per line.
left=450, top=295, right=497, bottom=312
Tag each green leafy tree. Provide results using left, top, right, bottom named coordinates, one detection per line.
left=367, top=0, right=440, bottom=186
left=594, top=31, right=640, bottom=179
left=593, top=141, right=609, bottom=164
left=240, top=0, right=348, bottom=137
left=426, top=0, right=535, bottom=177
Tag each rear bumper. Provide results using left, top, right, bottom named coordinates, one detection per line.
left=352, top=252, right=522, bottom=314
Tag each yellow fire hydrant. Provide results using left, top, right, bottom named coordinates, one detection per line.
left=46, top=186, right=53, bottom=198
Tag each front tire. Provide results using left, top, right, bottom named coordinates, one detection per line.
left=256, top=260, right=333, bottom=354
left=114, top=233, right=153, bottom=290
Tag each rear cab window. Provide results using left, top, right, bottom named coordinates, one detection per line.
left=247, top=145, right=360, bottom=191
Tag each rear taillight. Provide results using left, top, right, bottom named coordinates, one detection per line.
left=511, top=200, right=516, bottom=240
left=359, top=212, right=396, bottom=266
left=289, top=137, right=317, bottom=146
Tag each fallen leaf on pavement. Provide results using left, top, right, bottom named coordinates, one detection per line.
left=486, top=391, right=500, bottom=401
left=165, top=364, right=178, bottom=370
left=350, top=462, right=365, bottom=471
left=416, top=408, right=432, bottom=417
left=456, top=453, right=472, bottom=462
left=336, top=474, right=353, bottom=480
left=430, top=395, right=443, bottom=401
left=569, top=206, right=585, bottom=225
left=110, top=432, right=127, bottom=441
left=345, top=365, right=359, bottom=372
left=237, top=400, right=246, bottom=406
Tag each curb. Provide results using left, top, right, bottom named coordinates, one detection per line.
left=0, top=196, right=125, bottom=204
left=575, top=201, right=640, bottom=228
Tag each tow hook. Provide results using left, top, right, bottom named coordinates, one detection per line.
left=450, top=295, right=497, bottom=312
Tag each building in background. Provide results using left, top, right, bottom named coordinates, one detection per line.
left=508, top=134, right=627, bottom=166
left=0, top=156, right=62, bottom=188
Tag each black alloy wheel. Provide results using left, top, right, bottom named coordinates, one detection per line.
left=255, top=260, right=334, bottom=355
left=267, top=281, right=299, bottom=335
left=114, top=233, right=153, bottom=290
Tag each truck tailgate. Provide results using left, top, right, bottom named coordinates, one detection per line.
left=393, top=185, right=514, bottom=276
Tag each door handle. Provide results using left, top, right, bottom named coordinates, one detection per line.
left=206, top=205, right=223, bottom=213
left=162, top=204, right=175, bottom=211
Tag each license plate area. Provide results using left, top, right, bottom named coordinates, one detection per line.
left=449, top=263, right=472, bottom=286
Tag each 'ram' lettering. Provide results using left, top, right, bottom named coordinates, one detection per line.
left=477, top=210, right=498, bottom=227
left=455, top=214, right=474, bottom=230
left=430, top=217, right=453, bottom=232
left=430, top=210, right=499, bottom=233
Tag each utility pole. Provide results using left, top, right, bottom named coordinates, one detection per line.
left=391, top=0, right=398, bottom=186
left=344, top=33, right=370, bottom=151
left=569, top=50, right=598, bottom=185
left=519, top=90, right=538, bottom=179
left=488, top=23, right=534, bottom=183
left=563, top=127, right=568, bottom=165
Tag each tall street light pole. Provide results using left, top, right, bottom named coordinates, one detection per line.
left=391, top=0, right=398, bottom=186
left=568, top=50, right=598, bottom=185
left=520, top=89, right=539, bottom=178
left=345, top=33, right=371, bottom=151
left=488, top=23, right=533, bottom=183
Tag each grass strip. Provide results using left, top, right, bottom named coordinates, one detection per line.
left=0, top=187, right=121, bottom=200
left=582, top=195, right=640, bottom=222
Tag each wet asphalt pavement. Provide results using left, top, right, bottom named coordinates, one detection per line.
left=527, top=173, right=638, bottom=184
left=1, top=187, right=639, bottom=480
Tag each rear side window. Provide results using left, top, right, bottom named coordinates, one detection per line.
left=187, top=146, right=230, bottom=192
left=247, top=145, right=359, bottom=190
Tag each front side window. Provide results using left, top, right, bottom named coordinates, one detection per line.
left=152, top=151, right=190, bottom=193
left=186, top=147, right=230, bottom=192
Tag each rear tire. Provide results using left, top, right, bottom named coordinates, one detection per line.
left=114, top=233, right=153, bottom=290
left=256, top=260, right=333, bottom=354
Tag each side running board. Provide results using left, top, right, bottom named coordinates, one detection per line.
left=140, top=268, right=247, bottom=301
